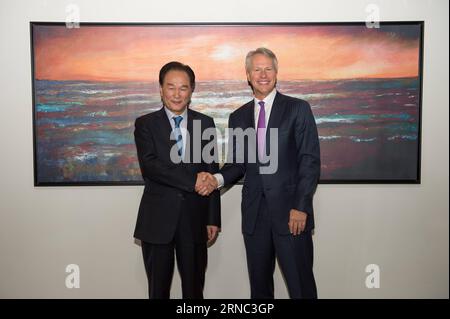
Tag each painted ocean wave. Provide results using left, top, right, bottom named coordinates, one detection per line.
left=34, top=78, right=420, bottom=182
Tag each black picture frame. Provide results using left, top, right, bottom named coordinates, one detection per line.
left=31, top=21, right=424, bottom=186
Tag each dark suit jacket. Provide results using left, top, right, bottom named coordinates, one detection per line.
left=221, top=92, right=320, bottom=235
left=134, top=107, right=221, bottom=244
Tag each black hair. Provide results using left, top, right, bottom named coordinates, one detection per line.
left=159, top=61, right=196, bottom=91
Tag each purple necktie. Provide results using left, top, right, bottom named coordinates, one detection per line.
left=257, top=101, right=266, bottom=161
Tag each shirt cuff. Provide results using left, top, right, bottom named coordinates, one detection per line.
left=213, top=173, right=224, bottom=189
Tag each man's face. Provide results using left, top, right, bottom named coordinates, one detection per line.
left=160, top=70, right=193, bottom=115
left=246, top=54, right=277, bottom=100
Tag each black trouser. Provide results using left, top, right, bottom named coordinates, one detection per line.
left=243, top=197, right=317, bottom=299
left=141, top=212, right=207, bottom=299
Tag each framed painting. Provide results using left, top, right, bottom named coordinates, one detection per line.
left=31, top=22, right=423, bottom=185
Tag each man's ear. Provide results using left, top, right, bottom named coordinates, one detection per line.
left=246, top=73, right=253, bottom=91
left=159, top=86, right=165, bottom=106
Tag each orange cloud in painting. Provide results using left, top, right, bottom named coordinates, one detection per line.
left=33, top=25, right=420, bottom=82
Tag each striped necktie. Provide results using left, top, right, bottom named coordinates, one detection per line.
left=257, top=101, right=266, bottom=161
left=172, top=115, right=183, bottom=156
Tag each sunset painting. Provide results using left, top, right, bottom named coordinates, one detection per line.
left=32, top=23, right=423, bottom=185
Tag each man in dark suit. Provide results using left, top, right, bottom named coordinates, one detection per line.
left=134, top=61, right=221, bottom=299
left=198, top=48, right=320, bottom=298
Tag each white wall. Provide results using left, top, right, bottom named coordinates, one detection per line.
left=0, top=0, right=448, bottom=298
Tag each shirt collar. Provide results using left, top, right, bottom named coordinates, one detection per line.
left=164, top=106, right=188, bottom=123
left=254, top=88, right=277, bottom=106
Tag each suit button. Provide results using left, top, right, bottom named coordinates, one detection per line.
left=178, top=193, right=185, bottom=200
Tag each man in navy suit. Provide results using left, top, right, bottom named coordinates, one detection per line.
left=134, top=62, right=220, bottom=299
left=199, top=48, right=320, bottom=298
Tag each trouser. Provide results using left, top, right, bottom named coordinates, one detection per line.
left=141, top=211, right=207, bottom=299
left=243, top=196, right=317, bottom=299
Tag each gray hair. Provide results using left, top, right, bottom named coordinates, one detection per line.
left=245, top=47, right=278, bottom=73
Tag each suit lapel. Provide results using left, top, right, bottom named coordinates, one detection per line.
left=267, top=92, right=286, bottom=130
left=239, top=100, right=257, bottom=166
left=243, top=101, right=255, bottom=129
left=154, top=107, right=177, bottom=153
left=265, top=92, right=287, bottom=159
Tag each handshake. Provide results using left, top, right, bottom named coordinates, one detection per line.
left=195, top=172, right=218, bottom=196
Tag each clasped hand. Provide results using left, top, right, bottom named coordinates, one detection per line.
left=195, top=172, right=218, bottom=196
